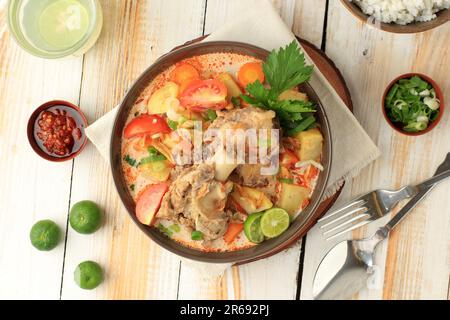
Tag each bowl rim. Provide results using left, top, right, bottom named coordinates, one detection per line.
left=382, top=73, right=445, bottom=136
left=340, top=0, right=450, bottom=34
left=27, top=100, right=89, bottom=162
left=110, top=40, right=332, bottom=264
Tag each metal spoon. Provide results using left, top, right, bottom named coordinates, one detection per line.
left=313, top=153, right=450, bottom=300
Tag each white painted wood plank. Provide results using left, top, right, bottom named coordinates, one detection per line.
left=177, top=0, right=326, bottom=300
left=301, top=0, right=450, bottom=300
left=0, top=1, right=83, bottom=299
left=60, top=0, right=207, bottom=300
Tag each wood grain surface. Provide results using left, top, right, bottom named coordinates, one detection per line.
left=0, top=0, right=448, bottom=300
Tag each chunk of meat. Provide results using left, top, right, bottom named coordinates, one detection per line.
left=233, top=164, right=275, bottom=188
left=209, top=106, right=276, bottom=131
left=207, top=106, right=278, bottom=184
left=157, top=164, right=233, bottom=240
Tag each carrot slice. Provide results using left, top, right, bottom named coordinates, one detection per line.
left=307, top=166, right=319, bottom=180
left=170, top=63, right=200, bottom=87
left=237, top=62, right=265, bottom=88
left=223, top=223, right=244, bottom=244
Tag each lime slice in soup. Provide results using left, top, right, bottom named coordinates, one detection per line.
left=74, top=261, right=103, bottom=290
left=38, top=0, right=90, bottom=48
left=243, top=212, right=264, bottom=243
left=260, top=208, right=290, bottom=238
left=30, top=220, right=61, bottom=251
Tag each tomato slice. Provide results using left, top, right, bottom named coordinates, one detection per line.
left=280, top=149, right=299, bottom=168
left=180, top=79, right=228, bottom=112
left=124, top=114, right=171, bottom=139
left=136, top=183, right=169, bottom=225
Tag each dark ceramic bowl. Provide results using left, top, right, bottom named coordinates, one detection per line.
left=382, top=73, right=444, bottom=136
left=341, top=0, right=450, bottom=34
left=27, top=100, right=88, bottom=162
left=110, top=41, right=332, bottom=264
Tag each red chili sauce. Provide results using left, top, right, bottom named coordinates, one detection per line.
left=34, top=106, right=85, bottom=157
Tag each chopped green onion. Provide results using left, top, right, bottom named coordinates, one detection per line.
left=124, top=154, right=137, bottom=167
left=157, top=224, right=174, bottom=238
left=168, top=224, right=181, bottom=233
left=286, top=116, right=316, bottom=136
left=231, top=96, right=241, bottom=107
left=385, top=75, right=439, bottom=132
left=191, top=230, right=203, bottom=241
left=140, top=146, right=167, bottom=164
left=167, top=119, right=178, bottom=130
left=205, top=109, right=217, bottom=121
left=278, top=178, right=294, bottom=184
left=404, top=121, right=427, bottom=132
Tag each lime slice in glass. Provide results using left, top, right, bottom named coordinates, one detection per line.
left=260, top=208, right=290, bottom=238
left=38, top=0, right=90, bottom=49
left=243, top=212, right=264, bottom=243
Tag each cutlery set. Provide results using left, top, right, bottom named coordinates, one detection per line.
left=312, top=152, right=450, bottom=299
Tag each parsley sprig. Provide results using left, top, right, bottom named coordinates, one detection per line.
left=241, top=41, right=316, bottom=136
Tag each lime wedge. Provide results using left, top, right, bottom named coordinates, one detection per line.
left=243, top=212, right=264, bottom=243
left=260, top=208, right=290, bottom=238
left=38, top=0, right=90, bottom=48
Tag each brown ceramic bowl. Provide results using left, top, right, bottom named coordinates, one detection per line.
left=382, top=73, right=444, bottom=136
left=341, top=0, right=450, bottom=34
left=27, top=100, right=88, bottom=162
left=110, top=41, right=332, bottom=264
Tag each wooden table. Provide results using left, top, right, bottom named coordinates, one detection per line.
left=0, top=0, right=449, bottom=300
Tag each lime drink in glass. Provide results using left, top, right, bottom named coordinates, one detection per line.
left=8, top=0, right=103, bottom=58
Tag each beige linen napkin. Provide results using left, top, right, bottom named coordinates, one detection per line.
left=86, top=0, right=380, bottom=280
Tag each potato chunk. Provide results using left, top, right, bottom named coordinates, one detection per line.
left=231, top=185, right=273, bottom=214
left=278, top=88, right=308, bottom=102
left=216, top=73, right=242, bottom=98
left=276, top=183, right=310, bottom=215
left=295, top=128, right=323, bottom=161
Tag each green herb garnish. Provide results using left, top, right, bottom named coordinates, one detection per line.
left=205, top=109, right=217, bottom=121
left=191, top=230, right=203, bottom=241
left=167, top=119, right=178, bottom=130
left=140, top=146, right=167, bottom=165
left=124, top=154, right=137, bottom=167
left=157, top=224, right=174, bottom=238
left=241, top=41, right=316, bottom=134
left=385, top=76, right=440, bottom=132
left=263, top=41, right=314, bottom=94
left=231, top=96, right=241, bottom=107
left=169, top=224, right=181, bottom=233
left=278, top=178, right=294, bottom=184
left=130, top=184, right=135, bottom=191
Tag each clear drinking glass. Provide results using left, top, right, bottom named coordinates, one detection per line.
left=8, top=0, right=103, bottom=59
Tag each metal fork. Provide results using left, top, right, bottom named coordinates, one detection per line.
left=319, top=167, right=450, bottom=241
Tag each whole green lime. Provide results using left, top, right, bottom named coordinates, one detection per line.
left=69, top=200, right=102, bottom=234
left=74, top=261, right=103, bottom=290
left=30, top=220, right=61, bottom=251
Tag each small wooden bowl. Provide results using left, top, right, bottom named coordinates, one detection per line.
left=382, top=73, right=444, bottom=136
left=341, top=0, right=450, bottom=34
left=27, top=100, right=88, bottom=162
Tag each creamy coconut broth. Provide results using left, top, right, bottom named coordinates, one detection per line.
left=121, top=49, right=324, bottom=252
